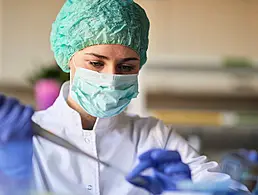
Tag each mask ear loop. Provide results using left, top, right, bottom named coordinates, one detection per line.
left=69, top=54, right=77, bottom=92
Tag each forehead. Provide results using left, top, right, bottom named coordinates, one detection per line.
left=81, top=44, right=140, bottom=59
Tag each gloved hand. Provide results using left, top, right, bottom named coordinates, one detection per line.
left=126, top=149, right=192, bottom=194
left=0, top=94, right=34, bottom=180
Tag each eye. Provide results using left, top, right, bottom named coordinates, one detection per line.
left=89, top=61, right=104, bottom=68
left=119, top=64, right=135, bottom=72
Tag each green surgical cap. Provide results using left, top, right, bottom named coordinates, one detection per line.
left=50, top=0, right=150, bottom=73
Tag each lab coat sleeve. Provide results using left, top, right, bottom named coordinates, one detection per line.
left=163, top=128, right=249, bottom=191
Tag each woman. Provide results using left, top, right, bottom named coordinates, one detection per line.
left=0, top=0, right=246, bottom=194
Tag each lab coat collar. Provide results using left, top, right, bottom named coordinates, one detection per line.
left=52, top=81, right=126, bottom=135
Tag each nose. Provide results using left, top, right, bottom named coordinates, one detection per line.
left=103, top=63, right=118, bottom=74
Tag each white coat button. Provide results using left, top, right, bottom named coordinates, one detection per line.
left=87, top=185, right=93, bottom=190
left=84, top=138, right=90, bottom=143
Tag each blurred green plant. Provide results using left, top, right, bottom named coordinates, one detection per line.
left=223, top=56, right=253, bottom=68
left=28, top=63, right=69, bottom=85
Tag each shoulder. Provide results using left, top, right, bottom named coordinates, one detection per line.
left=32, top=104, right=54, bottom=123
left=32, top=109, right=49, bottom=125
left=32, top=106, right=63, bottom=131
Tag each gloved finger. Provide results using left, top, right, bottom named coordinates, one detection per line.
left=126, top=175, right=150, bottom=187
left=2, top=101, right=24, bottom=125
left=156, top=162, right=172, bottom=172
left=139, top=149, right=160, bottom=161
left=15, top=105, right=34, bottom=138
left=151, top=150, right=181, bottom=163
left=164, top=163, right=191, bottom=178
left=154, top=171, right=177, bottom=191
left=0, top=126, right=12, bottom=143
left=0, top=99, right=21, bottom=142
left=126, top=175, right=163, bottom=195
left=0, top=104, right=33, bottom=142
left=126, top=160, right=152, bottom=181
left=0, top=97, right=19, bottom=120
left=0, top=103, right=25, bottom=142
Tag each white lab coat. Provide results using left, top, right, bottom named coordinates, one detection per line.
left=31, top=82, right=246, bottom=195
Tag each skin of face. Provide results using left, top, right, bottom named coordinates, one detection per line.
left=67, top=44, right=141, bottom=129
left=70, top=44, right=140, bottom=78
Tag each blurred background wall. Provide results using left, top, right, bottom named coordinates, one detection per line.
left=0, top=0, right=3, bottom=77
left=138, top=0, right=258, bottom=59
left=0, top=0, right=65, bottom=87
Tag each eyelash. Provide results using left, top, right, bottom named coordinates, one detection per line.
left=88, top=61, right=135, bottom=72
left=118, top=64, right=135, bottom=72
left=89, top=61, right=104, bottom=67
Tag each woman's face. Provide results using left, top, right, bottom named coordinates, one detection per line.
left=69, top=44, right=140, bottom=78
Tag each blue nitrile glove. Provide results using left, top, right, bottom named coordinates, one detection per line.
left=247, top=150, right=257, bottom=163
left=239, top=149, right=258, bottom=163
left=0, top=94, right=34, bottom=181
left=126, top=149, right=192, bottom=194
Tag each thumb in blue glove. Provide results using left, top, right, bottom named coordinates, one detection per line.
left=126, top=149, right=192, bottom=194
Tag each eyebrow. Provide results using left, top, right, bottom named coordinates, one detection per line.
left=84, top=53, right=109, bottom=60
left=84, top=53, right=140, bottom=63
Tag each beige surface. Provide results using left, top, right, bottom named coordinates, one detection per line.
left=147, top=93, right=258, bottom=111
left=151, top=110, right=222, bottom=126
left=137, top=0, right=258, bottom=58
left=0, top=0, right=65, bottom=86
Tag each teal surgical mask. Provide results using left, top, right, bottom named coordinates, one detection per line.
left=70, top=67, right=139, bottom=118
